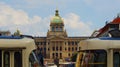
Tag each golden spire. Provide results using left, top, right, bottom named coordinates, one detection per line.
left=55, top=9, right=59, bottom=16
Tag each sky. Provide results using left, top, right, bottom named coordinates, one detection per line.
left=0, top=0, right=120, bottom=36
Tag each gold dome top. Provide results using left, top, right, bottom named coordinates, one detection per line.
left=51, top=10, right=63, bottom=23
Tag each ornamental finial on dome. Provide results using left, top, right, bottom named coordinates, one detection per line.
left=55, top=9, right=59, bottom=16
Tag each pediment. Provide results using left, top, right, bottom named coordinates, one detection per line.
left=47, top=35, right=65, bottom=40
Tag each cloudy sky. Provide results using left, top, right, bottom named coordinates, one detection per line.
left=0, top=0, right=120, bottom=36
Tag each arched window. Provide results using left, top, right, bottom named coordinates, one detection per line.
left=4, top=51, right=10, bottom=67
left=14, top=51, right=22, bottom=67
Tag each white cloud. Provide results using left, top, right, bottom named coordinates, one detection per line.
left=64, top=13, right=93, bottom=36
left=0, top=3, right=93, bottom=36
left=0, top=3, right=41, bottom=26
left=0, top=3, right=48, bottom=36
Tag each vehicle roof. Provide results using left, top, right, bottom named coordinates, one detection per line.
left=0, top=36, right=22, bottom=39
left=0, top=36, right=35, bottom=50
left=79, top=37, right=120, bottom=50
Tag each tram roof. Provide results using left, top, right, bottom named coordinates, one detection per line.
left=0, top=36, right=22, bottom=39
left=0, top=36, right=35, bottom=50
left=79, top=37, right=120, bottom=50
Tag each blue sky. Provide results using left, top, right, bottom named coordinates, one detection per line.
left=0, top=0, right=120, bottom=36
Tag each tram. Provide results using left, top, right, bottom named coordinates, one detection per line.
left=0, top=36, right=40, bottom=67
left=76, top=37, right=120, bottom=67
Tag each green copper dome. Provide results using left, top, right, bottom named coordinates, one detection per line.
left=51, top=10, right=63, bottom=23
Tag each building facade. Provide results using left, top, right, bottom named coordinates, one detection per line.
left=0, top=31, right=11, bottom=36
left=91, top=15, right=120, bottom=37
left=34, top=10, right=89, bottom=62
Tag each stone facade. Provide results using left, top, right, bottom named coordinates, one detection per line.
left=34, top=10, right=89, bottom=62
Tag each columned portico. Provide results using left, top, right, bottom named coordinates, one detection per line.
left=34, top=9, right=88, bottom=62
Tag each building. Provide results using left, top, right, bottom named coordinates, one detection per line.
left=0, top=30, right=11, bottom=36
left=34, top=10, right=89, bottom=62
left=91, top=15, right=120, bottom=37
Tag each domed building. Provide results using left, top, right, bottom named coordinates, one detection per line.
left=34, top=10, right=89, bottom=62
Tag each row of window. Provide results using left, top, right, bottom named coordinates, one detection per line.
left=0, top=50, right=22, bottom=67
left=67, top=41, right=78, bottom=45
left=51, top=26, right=63, bottom=31
left=36, top=41, right=79, bottom=45
left=39, top=47, right=80, bottom=51
left=52, top=53, right=62, bottom=59
left=36, top=42, right=46, bottom=45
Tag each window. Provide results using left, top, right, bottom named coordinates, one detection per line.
left=56, top=27, right=58, bottom=31
left=60, top=27, right=62, bottom=31
left=48, top=42, right=49, bottom=45
left=60, top=46, right=62, bottom=51
left=72, top=41, right=74, bottom=45
left=40, top=42, right=42, bottom=45
left=75, top=42, right=78, bottom=45
left=56, top=53, right=58, bottom=57
left=53, top=47, right=55, bottom=51
left=60, top=53, right=62, bottom=59
left=75, top=47, right=77, bottom=51
left=68, top=53, right=70, bottom=56
left=0, top=50, right=2, bottom=67
left=56, top=46, right=58, bottom=51
left=14, top=51, right=22, bottom=67
left=4, top=51, right=10, bottom=67
left=52, top=27, right=55, bottom=31
left=44, top=48, right=46, bottom=51
left=44, top=42, right=46, bottom=45
left=72, top=47, right=74, bottom=51
left=80, top=50, right=107, bottom=67
left=52, top=53, right=55, bottom=58
left=65, top=42, right=66, bottom=45
left=114, top=52, right=120, bottom=67
left=68, top=47, right=70, bottom=51
left=68, top=41, right=70, bottom=45
left=65, top=48, right=67, bottom=51
left=48, top=48, right=50, bottom=51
